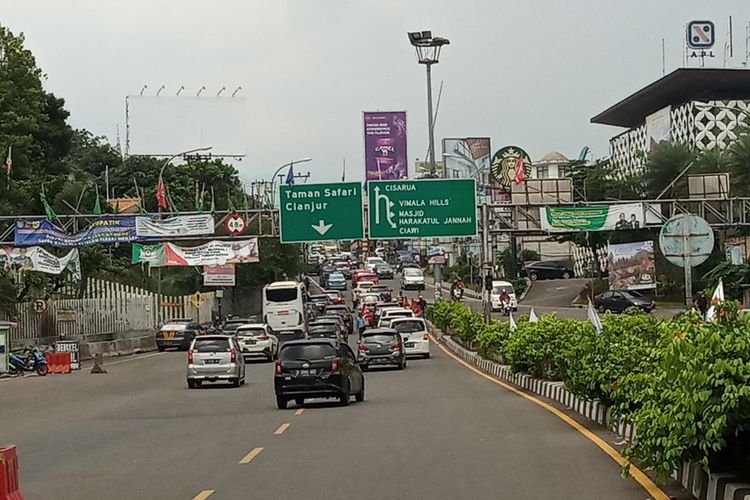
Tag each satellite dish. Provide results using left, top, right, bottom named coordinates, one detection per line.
left=658, top=214, right=714, bottom=268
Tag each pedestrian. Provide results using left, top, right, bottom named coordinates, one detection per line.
left=696, top=292, right=708, bottom=321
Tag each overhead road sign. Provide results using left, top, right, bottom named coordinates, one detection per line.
left=367, top=179, right=477, bottom=239
left=279, top=182, right=364, bottom=243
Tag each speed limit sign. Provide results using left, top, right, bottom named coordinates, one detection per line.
left=32, top=300, right=48, bottom=314
left=225, top=213, right=247, bottom=236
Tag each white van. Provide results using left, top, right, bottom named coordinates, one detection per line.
left=263, top=281, right=306, bottom=332
left=490, top=280, right=518, bottom=312
left=390, top=317, right=430, bottom=358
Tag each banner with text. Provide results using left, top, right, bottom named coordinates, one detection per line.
left=204, top=264, right=236, bottom=286
left=15, top=217, right=136, bottom=247
left=540, top=203, right=644, bottom=232
left=364, top=111, right=408, bottom=181
left=135, top=214, right=214, bottom=237
left=0, top=246, right=81, bottom=278
left=132, top=239, right=258, bottom=266
left=607, top=240, right=656, bottom=290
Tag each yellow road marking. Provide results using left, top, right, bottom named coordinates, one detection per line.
left=294, top=408, right=305, bottom=416
left=429, top=334, right=669, bottom=500
left=192, top=490, right=215, bottom=500
left=274, top=423, right=290, bottom=435
left=238, top=447, right=264, bottom=464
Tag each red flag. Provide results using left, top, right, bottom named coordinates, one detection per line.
left=156, top=177, right=168, bottom=209
left=513, top=156, right=526, bottom=184
left=4, top=146, right=11, bottom=176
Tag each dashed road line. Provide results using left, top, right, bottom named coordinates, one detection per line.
left=192, top=490, right=215, bottom=500
left=274, top=423, right=290, bottom=435
left=238, top=447, right=264, bottom=464
left=294, top=408, right=305, bottom=416
left=429, top=334, right=669, bottom=500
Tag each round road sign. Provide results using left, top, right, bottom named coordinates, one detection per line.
left=659, top=213, right=715, bottom=268
left=32, top=300, right=48, bottom=314
left=225, top=213, right=247, bottom=236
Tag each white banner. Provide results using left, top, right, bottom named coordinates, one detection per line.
left=0, top=247, right=80, bottom=277
left=204, top=264, right=236, bottom=286
left=165, top=239, right=259, bottom=266
left=135, top=214, right=215, bottom=237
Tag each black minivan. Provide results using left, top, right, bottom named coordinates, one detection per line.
left=274, top=339, right=364, bottom=409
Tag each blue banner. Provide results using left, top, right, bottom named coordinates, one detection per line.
left=14, top=218, right=137, bottom=247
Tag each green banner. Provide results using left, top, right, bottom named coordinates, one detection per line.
left=540, top=203, right=644, bottom=232
left=131, top=243, right=164, bottom=265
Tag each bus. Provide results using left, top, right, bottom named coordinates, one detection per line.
left=263, top=281, right=307, bottom=332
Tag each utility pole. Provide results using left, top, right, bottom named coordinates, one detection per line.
left=480, top=203, right=491, bottom=323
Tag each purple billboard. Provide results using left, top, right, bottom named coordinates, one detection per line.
left=364, top=111, right=408, bottom=181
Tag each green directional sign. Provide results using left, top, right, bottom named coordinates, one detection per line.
left=279, top=182, right=364, bottom=243
left=368, top=179, right=477, bottom=239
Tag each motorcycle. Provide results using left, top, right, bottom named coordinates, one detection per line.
left=9, top=347, right=49, bottom=376
left=500, top=300, right=512, bottom=317
left=451, top=286, right=464, bottom=302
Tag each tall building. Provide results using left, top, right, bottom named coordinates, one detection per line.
left=592, top=68, right=750, bottom=177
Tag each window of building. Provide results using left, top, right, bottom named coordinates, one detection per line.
left=536, top=165, right=549, bottom=179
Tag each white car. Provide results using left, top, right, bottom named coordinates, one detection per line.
left=377, top=308, right=415, bottom=328
left=401, top=268, right=425, bottom=290
left=490, top=280, right=518, bottom=312
left=353, top=281, right=376, bottom=300
left=365, top=256, right=387, bottom=272
left=235, top=324, right=279, bottom=362
left=390, top=317, right=430, bottom=358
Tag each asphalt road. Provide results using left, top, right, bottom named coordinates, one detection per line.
left=0, top=277, right=657, bottom=500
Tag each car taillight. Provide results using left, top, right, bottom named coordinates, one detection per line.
left=258, top=335, right=270, bottom=340
left=330, top=357, right=341, bottom=373
left=229, top=348, right=237, bottom=363
left=275, top=360, right=282, bottom=375
left=423, top=333, right=429, bottom=341
left=187, top=349, right=194, bottom=363
left=358, top=344, right=367, bottom=351
left=389, top=342, right=401, bottom=351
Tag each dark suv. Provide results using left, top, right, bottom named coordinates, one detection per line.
left=274, top=339, right=365, bottom=409
left=357, top=328, right=406, bottom=371
left=521, top=261, right=574, bottom=280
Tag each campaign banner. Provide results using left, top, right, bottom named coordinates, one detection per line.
left=204, top=264, right=236, bottom=286
left=133, top=240, right=259, bottom=266
left=540, top=203, right=644, bottom=232
left=0, top=247, right=81, bottom=277
left=135, top=214, right=215, bottom=238
left=14, top=217, right=136, bottom=247
left=364, top=111, right=408, bottom=181
left=607, top=240, right=657, bottom=290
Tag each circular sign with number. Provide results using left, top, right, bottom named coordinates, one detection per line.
left=32, top=300, right=48, bottom=314
left=225, top=213, right=247, bottom=236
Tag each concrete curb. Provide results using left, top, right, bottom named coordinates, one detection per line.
left=429, top=324, right=748, bottom=500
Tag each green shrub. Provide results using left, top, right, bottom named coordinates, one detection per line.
left=621, top=302, right=750, bottom=482
left=510, top=278, right=527, bottom=297
left=475, top=320, right=511, bottom=358
left=502, top=315, right=587, bottom=379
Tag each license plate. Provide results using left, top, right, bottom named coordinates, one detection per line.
left=405, top=342, right=415, bottom=348
left=245, top=339, right=257, bottom=345
left=298, top=369, right=315, bottom=376
left=205, top=359, right=220, bottom=364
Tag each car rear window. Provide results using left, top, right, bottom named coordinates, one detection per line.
left=392, top=320, right=425, bottom=333
left=492, top=285, right=514, bottom=294
left=362, top=333, right=397, bottom=344
left=404, top=268, right=422, bottom=276
left=266, top=288, right=298, bottom=302
left=193, top=338, right=230, bottom=352
left=280, top=344, right=337, bottom=361
left=236, top=328, right=265, bottom=337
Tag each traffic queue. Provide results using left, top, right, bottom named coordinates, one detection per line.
left=172, top=248, right=431, bottom=411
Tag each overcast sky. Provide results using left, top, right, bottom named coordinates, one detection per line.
left=4, top=0, right=750, bottom=185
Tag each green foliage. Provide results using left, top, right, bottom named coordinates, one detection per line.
left=700, top=261, right=749, bottom=301
left=475, top=320, right=511, bottom=358
left=622, top=302, right=750, bottom=482
left=510, top=278, right=527, bottom=296
left=499, top=248, right=540, bottom=277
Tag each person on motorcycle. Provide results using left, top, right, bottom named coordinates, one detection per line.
left=499, top=289, right=511, bottom=309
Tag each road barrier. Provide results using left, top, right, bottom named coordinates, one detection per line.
left=0, top=445, right=24, bottom=500
left=44, top=352, right=71, bottom=374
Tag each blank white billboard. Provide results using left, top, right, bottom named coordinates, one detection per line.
left=126, top=96, right=247, bottom=157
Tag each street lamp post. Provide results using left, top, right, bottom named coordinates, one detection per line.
left=269, top=158, right=312, bottom=207
left=408, top=31, right=450, bottom=177
left=157, top=146, right=214, bottom=214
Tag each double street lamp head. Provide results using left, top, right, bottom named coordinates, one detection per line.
left=408, top=30, right=450, bottom=65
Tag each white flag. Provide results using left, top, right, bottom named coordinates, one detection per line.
left=587, top=299, right=602, bottom=333
left=509, top=311, right=517, bottom=332
left=706, top=278, right=725, bottom=322
left=529, top=307, right=539, bottom=323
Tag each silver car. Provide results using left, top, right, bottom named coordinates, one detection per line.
left=187, top=335, right=246, bottom=388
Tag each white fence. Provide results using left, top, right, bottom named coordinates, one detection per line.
left=6, top=278, right=215, bottom=343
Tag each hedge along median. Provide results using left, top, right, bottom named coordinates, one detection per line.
left=425, top=300, right=750, bottom=486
